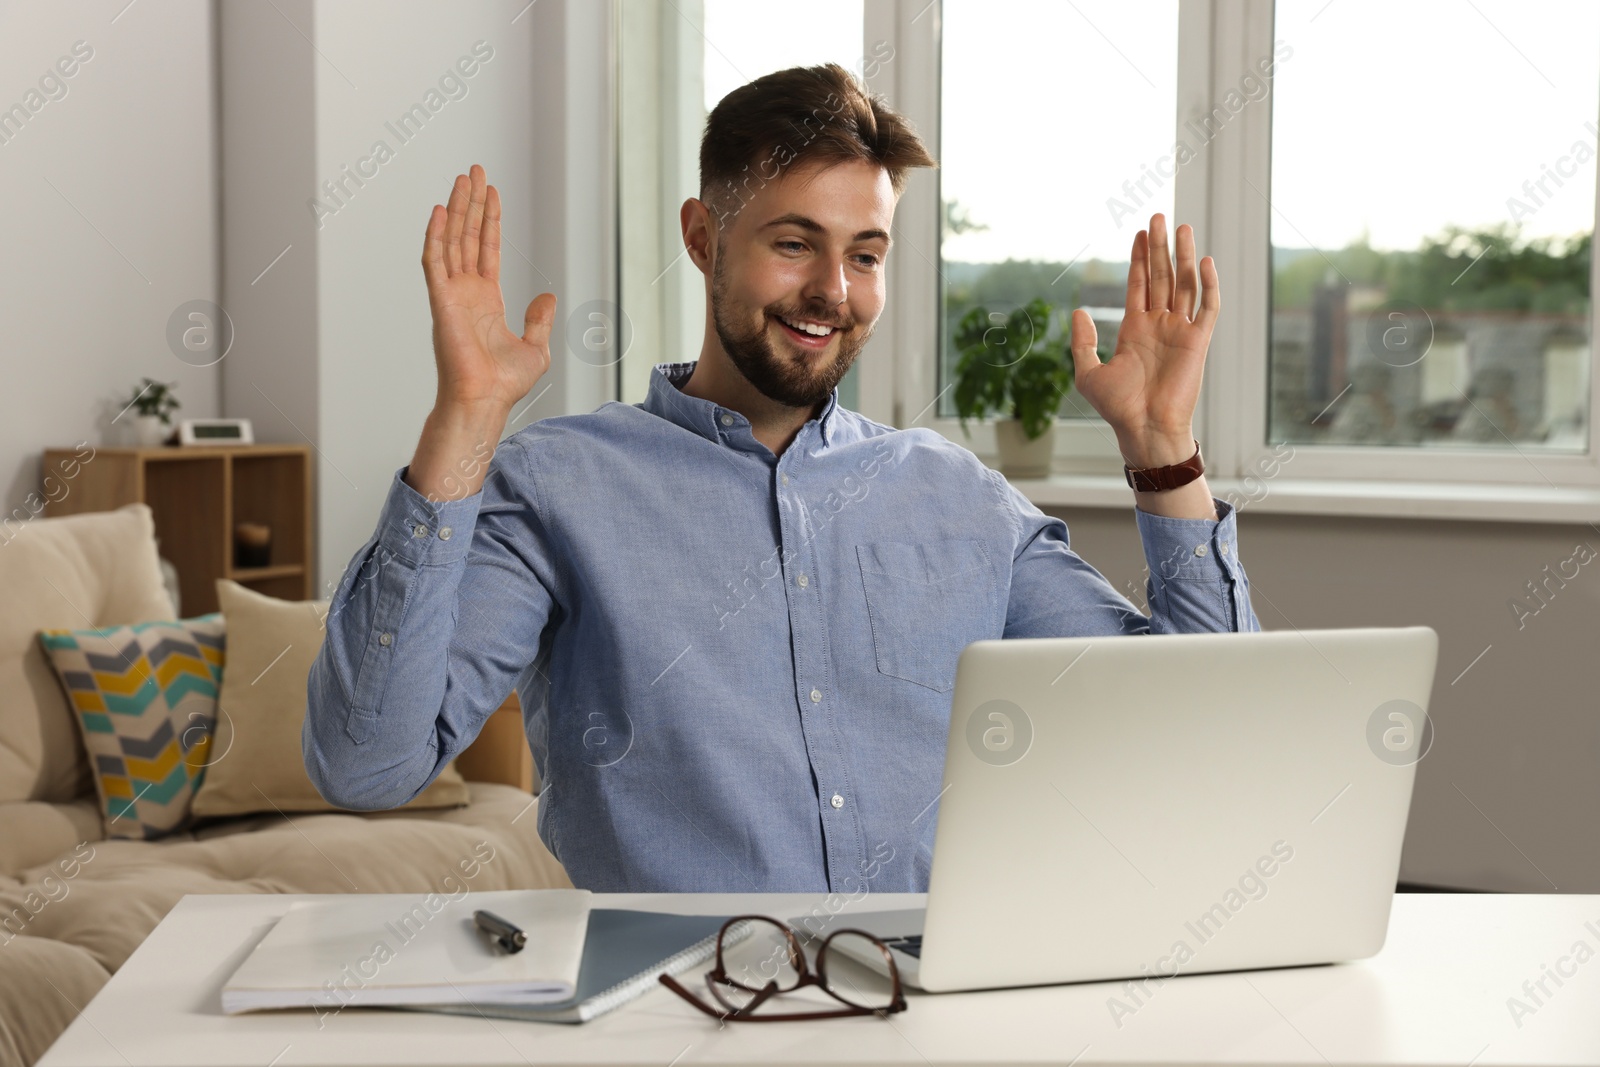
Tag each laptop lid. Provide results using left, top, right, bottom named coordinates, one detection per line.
left=916, top=626, right=1438, bottom=993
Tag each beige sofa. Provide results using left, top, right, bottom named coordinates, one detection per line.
left=0, top=504, right=570, bottom=1067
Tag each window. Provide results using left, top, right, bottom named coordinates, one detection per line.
left=1268, top=0, right=1595, bottom=456
left=874, top=0, right=1600, bottom=503
left=937, top=0, right=1180, bottom=438
left=865, top=0, right=1189, bottom=469
left=617, top=0, right=1600, bottom=509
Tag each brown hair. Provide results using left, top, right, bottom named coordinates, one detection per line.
left=699, top=61, right=937, bottom=229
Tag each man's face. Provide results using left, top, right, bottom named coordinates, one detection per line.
left=705, top=158, right=894, bottom=408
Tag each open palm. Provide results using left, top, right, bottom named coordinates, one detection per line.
left=421, top=164, right=556, bottom=414
left=1068, top=214, right=1220, bottom=461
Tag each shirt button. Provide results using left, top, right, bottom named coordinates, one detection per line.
left=810, top=688, right=822, bottom=704
left=378, top=632, right=393, bottom=646
left=439, top=526, right=452, bottom=541
left=830, top=793, right=844, bottom=809
left=780, top=473, right=790, bottom=485
left=797, top=573, right=809, bottom=589
left=720, top=414, right=734, bottom=427
left=1194, top=544, right=1208, bottom=557
left=413, top=523, right=428, bottom=538
left=1220, top=541, right=1230, bottom=555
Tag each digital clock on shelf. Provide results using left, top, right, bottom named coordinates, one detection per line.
left=177, top=418, right=254, bottom=446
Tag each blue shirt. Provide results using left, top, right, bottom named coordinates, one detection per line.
left=304, top=361, right=1260, bottom=893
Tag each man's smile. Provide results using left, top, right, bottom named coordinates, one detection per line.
left=771, top=312, right=842, bottom=349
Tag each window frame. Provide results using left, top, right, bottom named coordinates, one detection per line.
left=866, top=0, right=1600, bottom=516
left=861, top=0, right=1141, bottom=470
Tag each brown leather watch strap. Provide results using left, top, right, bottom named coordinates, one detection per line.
left=1124, top=439, right=1204, bottom=493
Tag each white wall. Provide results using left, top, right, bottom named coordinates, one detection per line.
left=219, top=0, right=613, bottom=591
left=0, top=0, right=221, bottom=510
left=2, top=0, right=614, bottom=599
left=309, top=4, right=540, bottom=593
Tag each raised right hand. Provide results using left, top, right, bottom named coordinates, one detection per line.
left=421, top=164, right=556, bottom=416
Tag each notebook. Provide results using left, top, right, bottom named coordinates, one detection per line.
left=221, top=889, right=591, bottom=1014
left=394, top=909, right=755, bottom=1024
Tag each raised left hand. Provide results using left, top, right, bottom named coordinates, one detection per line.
left=1068, top=213, right=1220, bottom=468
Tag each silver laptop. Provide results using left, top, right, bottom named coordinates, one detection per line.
left=791, top=626, right=1438, bottom=993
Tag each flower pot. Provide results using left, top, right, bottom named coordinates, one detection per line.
left=133, top=415, right=169, bottom=446
left=994, top=419, right=1055, bottom=478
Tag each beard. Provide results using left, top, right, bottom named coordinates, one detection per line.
left=710, top=251, right=870, bottom=409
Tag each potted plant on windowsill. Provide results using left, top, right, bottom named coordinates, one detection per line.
left=122, top=377, right=180, bottom=446
left=952, top=297, right=1074, bottom=478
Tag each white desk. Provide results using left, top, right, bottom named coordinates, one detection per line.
left=38, top=892, right=1600, bottom=1066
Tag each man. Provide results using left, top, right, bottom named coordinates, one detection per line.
left=304, top=63, right=1259, bottom=894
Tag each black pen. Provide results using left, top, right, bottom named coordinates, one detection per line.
left=473, top=909, right=527, bottom=954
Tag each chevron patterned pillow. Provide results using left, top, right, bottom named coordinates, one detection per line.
left=37, top=615, right=226, bottom=839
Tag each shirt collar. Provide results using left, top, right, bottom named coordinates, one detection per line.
left=642, top=361, right=838, bottom=449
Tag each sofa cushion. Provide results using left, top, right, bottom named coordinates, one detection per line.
left=0, top=798, right=103, bottom=882
left=189, top=580, right=469, bottom=819
left=0, top=934, right=110, bottom=1067
left=3, top=784, right=567, bottom=975
left=0, top=503, right=176, bottom=805
left=37, top=614, right=226, bottom=840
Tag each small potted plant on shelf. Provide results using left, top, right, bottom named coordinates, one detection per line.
left=952, top=297, right=1074, bottom=478
left=123, top=377, right=180, bottom=446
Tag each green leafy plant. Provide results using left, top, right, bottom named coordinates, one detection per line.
left=125, top=377, right=181, bottom=425
left=952, top=297, right=1075, bottom=440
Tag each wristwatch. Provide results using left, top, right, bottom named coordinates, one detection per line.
left=1124, top=439, right=1204, bottom=493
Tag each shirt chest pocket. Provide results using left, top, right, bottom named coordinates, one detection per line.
left=855, top=539, right=998, bottom=693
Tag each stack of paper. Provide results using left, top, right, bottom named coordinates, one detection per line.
left=400, top=909, right=753, bottom=1024
left=222, top=889, right=591, bottom=1014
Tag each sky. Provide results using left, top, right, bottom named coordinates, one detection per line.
left=696, top=0, right=1598, bottom=263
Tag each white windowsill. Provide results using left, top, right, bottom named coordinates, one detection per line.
left=1006, top=473, right=1600, bottom=526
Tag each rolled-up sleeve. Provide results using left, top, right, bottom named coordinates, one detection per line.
left=303, top=433, right=558, bottom=809
left=989, top=468, right=1259, bottom=638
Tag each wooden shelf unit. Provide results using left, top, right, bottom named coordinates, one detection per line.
left=42, top=443, right=313, bottom=616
